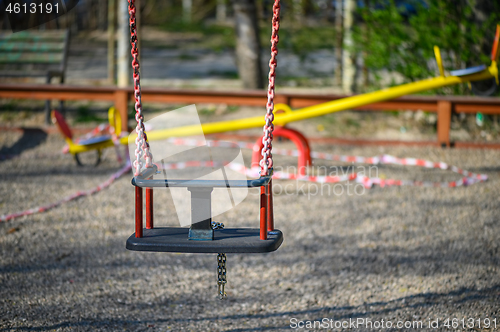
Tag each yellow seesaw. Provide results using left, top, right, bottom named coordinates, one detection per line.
left=55, top=24, right=500, bottom=158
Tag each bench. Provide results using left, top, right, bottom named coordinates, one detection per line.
left=0, top=29, right=70, bottom=123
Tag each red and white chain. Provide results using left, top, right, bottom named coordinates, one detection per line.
left=128, top=0, right=153, bottom=176
left=260, top=0, right=281, bottom=176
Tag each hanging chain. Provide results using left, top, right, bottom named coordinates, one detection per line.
left=217, top=253, right=227, bottom=300
left=128, top=0, right=153, bottom=177
left=212, top=221, right=227, bottom=300
left=211, top=221, right=224, bottom=230
left=260, top=0, right=281, bottom=177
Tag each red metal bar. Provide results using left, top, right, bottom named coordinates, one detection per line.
left=267, top=180, right=274, bottom=231
left=252, top=126, right=312, bottom=176
left=145, top=187, right=153, bottom=229
left=260, top=186, right=268, bottom=240
left=135, top=186, right=143, bottom=238
left=284, top=127, right=312, bottom=167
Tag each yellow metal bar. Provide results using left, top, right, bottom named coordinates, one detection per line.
left=118, top=62, right=497, bottom=144
left=276, top=64, right=496, bottom=124
left=69, top=140, right=116, bottom=154
left=434, top=46, right=445, bottom=77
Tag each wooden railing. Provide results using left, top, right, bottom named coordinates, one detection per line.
left=1, top=83, right=499, bottom=147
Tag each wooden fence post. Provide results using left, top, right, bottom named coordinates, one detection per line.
left=115, top=89, right=129, bottom=132
left=437, top=100, right=452, bottom=147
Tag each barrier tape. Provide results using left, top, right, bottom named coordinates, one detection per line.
left=165, top=138, right=488, bottom=188
left=0, top=137, right=488, bottom=222
left=0, top=162, right=131, bottom=222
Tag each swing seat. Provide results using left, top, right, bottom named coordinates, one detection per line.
left=126, top=227, right=283, bottom=253
left=128, top=162, right=282, bottom=254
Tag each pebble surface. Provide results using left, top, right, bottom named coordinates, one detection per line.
left=1, top=123, right=499, bottom=331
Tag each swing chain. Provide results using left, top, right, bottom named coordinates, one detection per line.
left=211, top=221, right=224, bottom=230
left=260, top=0, right=281, bottom=177
left=217, top=253, right=227, bottom=300
left=212, top=221, right=227, bottom=299
left=128, top=0, right=153, bottom=177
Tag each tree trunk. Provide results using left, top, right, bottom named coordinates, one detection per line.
left=216, top=0, right=227, bottom=23
left=99, top=0, right=107, bottom=30
left=233, top=0, right=264, bottom=89
left=471, top=0, right=498, bottom=59
left=108, top=0, right=116, bottom=84
left=334, top=0, right=342, bottom=86
left=183, top=0, right=192, bottom=23
left=361, top=0, right=370, bottom=89
left=342, top=0, right=355, bottom=93
left=292, top=0, right=302, bottom=24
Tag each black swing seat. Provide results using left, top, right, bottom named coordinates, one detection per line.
left=126, top=228, right=283, bottom=253
left=128, top=162, right=283, bottom=254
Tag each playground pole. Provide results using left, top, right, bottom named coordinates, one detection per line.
left=117, top=0, right=129, bottom=87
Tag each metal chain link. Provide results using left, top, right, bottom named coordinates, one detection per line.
left=128, top=0, right=153, bottom=177
left=217, top=253, right=227, bottom=300
left=211, top=221, right=227, bottom=299
left=211, top=221, right=224, bottom=230
left=260, top=0, right=281, bottom=176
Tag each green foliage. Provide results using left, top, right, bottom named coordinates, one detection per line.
left=159, top=19, right=336, bottom=60
left=260, top=24, right=336, bottom=60
left=156, top=20, right=235, bottom=52
left=352, top=0, right=500, bottom=95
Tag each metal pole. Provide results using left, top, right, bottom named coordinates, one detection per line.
left=107, top=0, right=116, bottom=84
left=117, top=0, right=130, bottom=87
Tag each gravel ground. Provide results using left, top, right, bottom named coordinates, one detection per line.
left=1, top=112, right=499, bottom=331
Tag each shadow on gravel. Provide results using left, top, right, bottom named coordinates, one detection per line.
left=0, top=128, right=47, bottom=162
left=0, top=231, right=497, bottom=277
left=0, top=165, right=128, bottom=178
left=1, top=285, right=498, bottom=331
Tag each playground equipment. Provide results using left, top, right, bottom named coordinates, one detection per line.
left=52, top=107, right=124, bottom=165
left=138, top=26, right=498, bottom=141
left=125, top=0, right=283, bottom=299
left=54, top=25, right=500, bottom=162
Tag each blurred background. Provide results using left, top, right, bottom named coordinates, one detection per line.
left=1, top=0, right=500, bottom=141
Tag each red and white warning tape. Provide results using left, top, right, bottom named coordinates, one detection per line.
left=165, top=138, right=488, bottom=188
left=0, top=137, right=488, bottom=222
left=0, top=162, right=131, bottom=222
